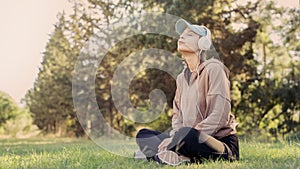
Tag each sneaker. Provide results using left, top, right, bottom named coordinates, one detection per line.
left=155, top=150, right=190, bottom=166
left=133, top=150, right=147, bottom=160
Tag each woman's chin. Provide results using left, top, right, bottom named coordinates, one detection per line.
left=177, top=47, right=194, bottom=54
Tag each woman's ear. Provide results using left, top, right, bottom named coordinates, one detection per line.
left=198, top=36, right=211, bottom=50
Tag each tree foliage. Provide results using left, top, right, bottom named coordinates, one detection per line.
left=0, top=91, right=18, bottom=127
left=25, top=0, right=299, bottom=139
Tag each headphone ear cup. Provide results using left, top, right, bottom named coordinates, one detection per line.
left=198, top=36, right=211, bottom=50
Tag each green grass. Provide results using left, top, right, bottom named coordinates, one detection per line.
left=0, top=138, right=299, bottom=169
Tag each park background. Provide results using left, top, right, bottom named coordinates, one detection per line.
left=0, top=0, right=299, bottom=168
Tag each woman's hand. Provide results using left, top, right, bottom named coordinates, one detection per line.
left=158, top=137, right=173, bottom=152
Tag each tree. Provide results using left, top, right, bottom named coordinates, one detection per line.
left=74, top=0, right=262, bottom=137
left=0, top=91, right=18, bottom=127
left=26, top=7, right=97, bottom=136
left=26, top=14, right=74, bottom=136
left=232, top=1, right=300, bottom=139
left=26, top=0, right=299, bottom=139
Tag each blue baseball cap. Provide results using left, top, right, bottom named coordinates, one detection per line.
left=175, top=19, right=211, bottom=39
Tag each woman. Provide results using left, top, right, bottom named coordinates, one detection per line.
left=135, top=18, right=239, bottom=166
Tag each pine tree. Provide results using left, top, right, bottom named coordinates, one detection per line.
left=26, top=14, right=73, bottom=136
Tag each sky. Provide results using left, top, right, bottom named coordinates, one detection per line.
left=0, top=0, right=298, bottom=106
left=0, top=0, right=72, bottom=106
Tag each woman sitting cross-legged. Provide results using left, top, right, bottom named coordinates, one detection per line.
left=135, top=18, right=239, bottom=166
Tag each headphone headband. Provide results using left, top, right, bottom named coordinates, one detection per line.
left=175, top=19, right=212, bottom=50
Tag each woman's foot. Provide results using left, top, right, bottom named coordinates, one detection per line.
left=155, top=150, right=190, bottom=166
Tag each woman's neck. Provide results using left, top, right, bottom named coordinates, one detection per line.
left=182, top=51, right=200, bottom=72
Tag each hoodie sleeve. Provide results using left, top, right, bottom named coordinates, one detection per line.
left=194, top=63, right=231, bottom=137
left=169, top=75, right=183, bottom=137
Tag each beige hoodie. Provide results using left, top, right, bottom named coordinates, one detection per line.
left=170, top=58, right=238, bottom=139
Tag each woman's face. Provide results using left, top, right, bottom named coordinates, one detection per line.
left=177, top=28, right=200, bottom=54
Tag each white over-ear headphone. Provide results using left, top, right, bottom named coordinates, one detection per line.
left=198, top=26, right=212, bottom=51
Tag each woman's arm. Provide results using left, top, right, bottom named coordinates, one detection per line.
left=169, top=75, right=184, bottom=137
left=194, top=63, right=231, bottom=137
left=158, top=75, right=184, bottom=152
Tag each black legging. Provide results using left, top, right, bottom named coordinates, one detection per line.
left=136, top=127, right=239, bottom=162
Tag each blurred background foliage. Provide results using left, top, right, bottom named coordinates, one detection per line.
left=1, top=0, right=299, bottom=141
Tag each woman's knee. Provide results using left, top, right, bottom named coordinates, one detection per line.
left=136, top=128, right=163, bottom=139
left=136, top=128, right=150, bottom=138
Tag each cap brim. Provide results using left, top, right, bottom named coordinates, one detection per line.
left=175, top=19, right=191, bottom=35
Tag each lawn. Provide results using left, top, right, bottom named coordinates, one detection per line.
left=0, top=138, right=299, bottom=169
